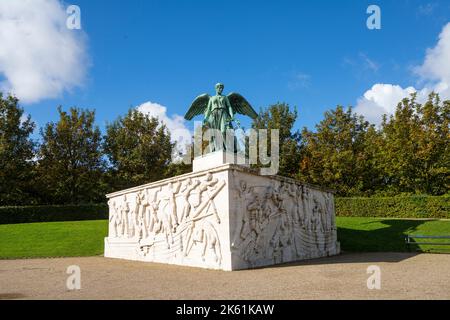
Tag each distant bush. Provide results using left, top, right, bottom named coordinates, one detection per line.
left=1, top=196, right=448, bottom=225
left=0, top=204, right=108, bottom=224
left=336, top=196, right=450, bottom=219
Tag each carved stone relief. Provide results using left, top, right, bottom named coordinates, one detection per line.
left=105, top=165, right=340, bottom=270
left=230, top=171, right=338, bottom=268
left=107, top=172, right=226, bottom=268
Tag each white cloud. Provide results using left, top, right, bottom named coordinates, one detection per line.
left=355, top=22, right=450, bottom=125
left=136, top=102, right=192, bottom=159
left=355, top=84, right=431, bottom=124
left=0, top=0, right=89, bottom=103
left=415, top=22, right=450, bottom=97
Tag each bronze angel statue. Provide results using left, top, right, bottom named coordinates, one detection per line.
left=184, top=83, right=258, bottom=153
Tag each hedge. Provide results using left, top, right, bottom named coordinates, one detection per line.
left=335, top=196, right=450, bottom=219
left=1, top=196, right=449, bottom=225
left=0, top=204, right=108, bottom=225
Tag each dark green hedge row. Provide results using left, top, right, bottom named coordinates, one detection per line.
left=0, top=204, right=108, bottom=224
left=1, top=196, right=448, bottom=224
left=336, top=196, right=450, bottom=219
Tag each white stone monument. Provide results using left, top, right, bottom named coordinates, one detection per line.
left=104, top=151, right=340, bottom=270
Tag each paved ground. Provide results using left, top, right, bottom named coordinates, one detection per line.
left=1, top=253, right=449, bottom=299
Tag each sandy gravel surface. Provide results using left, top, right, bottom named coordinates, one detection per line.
left=1, top=253, right=449, bottom=300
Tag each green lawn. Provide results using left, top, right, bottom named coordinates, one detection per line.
left=0, top=218, right=449, bottom=259
left=337, top=217, right=450, bottom=252
left=0, top=220, right=108, bottom=259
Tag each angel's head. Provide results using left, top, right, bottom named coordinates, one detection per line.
left=215, top=83, right=224, bottom=95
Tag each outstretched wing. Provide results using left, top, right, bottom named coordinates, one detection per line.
left=227, top=93, right=258, bottom=119
left=184, top=94, right=210, bottom=120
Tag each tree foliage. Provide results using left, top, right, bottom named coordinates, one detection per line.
left=36, top=107, right=106, bottom=204
left=0, top=94, right=36, bottom=205
left=299, top=106, right=380, bottom=196
left=299, top=93, right=449, bottom=196
left=252, top=103, right=302, bottom=178
left=1, top=90, right=448, bottom=206
left=104, top=109, right=174, bottom=190
left=379, top=93, right=449, bottom=195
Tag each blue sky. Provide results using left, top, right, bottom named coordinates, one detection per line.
left=1, top=0, right=450, bottom=138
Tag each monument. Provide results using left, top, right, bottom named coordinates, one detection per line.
left=104, top=83, right=340, bottom=270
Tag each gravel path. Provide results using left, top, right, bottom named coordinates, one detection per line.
left=1, top=253, right=449, bottom=299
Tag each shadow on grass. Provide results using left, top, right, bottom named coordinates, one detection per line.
left=337, top=219, right=428, bottom=253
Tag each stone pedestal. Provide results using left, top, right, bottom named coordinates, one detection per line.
left=192, top=150, right=249, bottom=172
left=104, top=156, right=340, bottom=270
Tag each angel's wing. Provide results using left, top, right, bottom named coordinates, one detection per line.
left=184, top=94, right=210, bottom=120
left=227, top=93, right=258, bottom=119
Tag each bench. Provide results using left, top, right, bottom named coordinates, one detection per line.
left=405, top=235, right=450, bottom=251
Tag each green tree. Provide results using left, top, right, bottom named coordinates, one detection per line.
left=0, top=93, right=36, bottom=205
left=252, top=103, right=302, bottom=177
left=104, top=109, right=173, bottom=190
left=380, top=93, right=449, bottom=195
left=299, top=106, right=380, bottom=196
left=36, top=106, right=106, bottom=204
